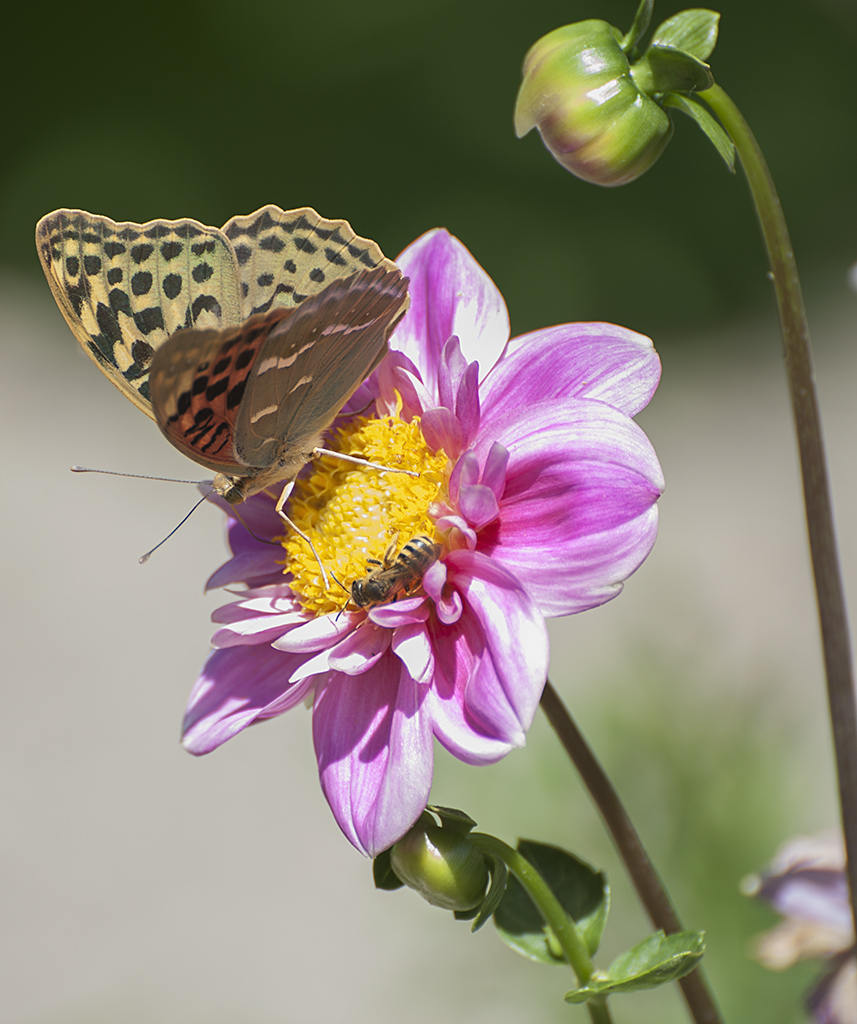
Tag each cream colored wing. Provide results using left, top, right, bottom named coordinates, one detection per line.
left=35, top=209, right=243, bottom=418
left=222, top=205, right=401, bottom=318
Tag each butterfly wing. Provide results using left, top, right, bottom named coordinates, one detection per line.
left=222, top=206, right=400, bottom=319
left=35, top=209, right=243, bottom=418
left=234, top=265, right=409, bottom=478
left=148, top=308, right=291, bottom=477
left=148, top=266, right=409, bottom=487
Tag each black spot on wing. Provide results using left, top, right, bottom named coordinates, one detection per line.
left=103, top=241, right=126, bottom=258
left=162, top=273, right=182, bottom=299
left=131, top=271, right=153, bottom=296
left=191, top=295, right=222, bottom=320
left=134, top=307, right=165, bottom=335
left=131, top=243, right=153, bottom=264
left=107, top=268, right=123, bottom=285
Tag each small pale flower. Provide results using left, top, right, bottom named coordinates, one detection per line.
left=183, top=228, right=663, bottom=856
left=745, top=832, right=857, bottom=1024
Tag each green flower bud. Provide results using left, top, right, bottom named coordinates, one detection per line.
left=390, top=814, right=489, bottom=911
left=514, top=20, right=673, bottom=187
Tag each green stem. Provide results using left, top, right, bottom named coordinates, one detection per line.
left=699, top=83, right=857, bottom=939
left=541, top=681, right=723, bottom=1024
left=470, top=833, right=614, bottom=1024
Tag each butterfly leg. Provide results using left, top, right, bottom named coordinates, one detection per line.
left=275, top=481, right=330, bottom=589
left=312, top=447, right=419, bottom=478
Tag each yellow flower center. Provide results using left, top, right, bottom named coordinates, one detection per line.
left=283, top=410, right=449, bottom=616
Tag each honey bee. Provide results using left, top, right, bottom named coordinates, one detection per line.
left=350, top=535, right=442, bottom=609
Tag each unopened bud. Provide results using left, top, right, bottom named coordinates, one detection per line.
left=390, top=814, right=489, bottom=911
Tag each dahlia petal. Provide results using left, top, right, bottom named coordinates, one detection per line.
left=391, top=623, right=435, bottom=685
left=481, top=442, right=509, bottom=500
left=394, top=229, right=510, bottom=397
left=424, top=613, right=520, bottom=765
left=432, top=514, right=477, bottom=549
left=447, top=549, right=549, bottom=746
left=475, top=400, right=663, bottom=615
left=449, top=450, right=479, bottom=502
left=480, top=322, right=660, bottom=419
left=314, top=659, right=433, bottom=856
left=455, top=360, right=481, bottom=448
left=807, top=957, right=857, bottom=1024
left=212, top=611, right=305, bottom=649
left=369, top=598, right=430, bottom=628
left=206, top=550, right=284, bottom=591
left=437, top=336, right=468, bottom=411
left=271, top=611, right=355, bottom=653
left=327, top=622, right=391, bottom=675
left=420, top=407, right=463, bottom=458
left=376, top=352, right=431, bottom=418
left=458, top=483, right=500, bottom=529
left=182, top=645, right=312, bottom=755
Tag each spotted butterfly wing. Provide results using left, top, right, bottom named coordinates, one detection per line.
left=148, top=266, right=409, bottom=501
left=35, top=206, right=398, bottom=417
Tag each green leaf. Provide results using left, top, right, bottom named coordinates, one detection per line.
left=564, top=930, right=706, bottom=1003
left=651, top=9, right=721, bottom=61
left=494, top=841, right=609, bottom=965
left=664, top=93, right=735, bottom=171
left=468, top=852, right=509, bottom=932
left=427, top=804, right=478, bottom=835
left=373, top=848, right=404, bottom=891
left=622, top=0, right=655, bottom=56
left=644, top=45, right=714, bottom=94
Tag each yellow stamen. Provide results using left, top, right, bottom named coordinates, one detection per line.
left=284, top=410, right=449, bottom=616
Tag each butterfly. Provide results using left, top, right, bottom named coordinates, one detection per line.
left=36, top=206, right=410, bottom=513
left=349, top=535, right=442, bottom=609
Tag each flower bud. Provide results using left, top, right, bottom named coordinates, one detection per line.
left=390, top=814, right=489, bottom=911
left=514, top=20, right=673, bottom=187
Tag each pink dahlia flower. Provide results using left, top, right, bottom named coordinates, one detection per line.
left=182, top=229, right=663, bottom=856
left=746, top=833, right=856, bottom=1024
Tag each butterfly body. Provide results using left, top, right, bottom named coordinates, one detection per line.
left=350, top=535, right=442, bottom=609
left=37, top=206, right=409, bottom=503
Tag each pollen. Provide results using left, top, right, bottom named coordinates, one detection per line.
left=284, top=410, right=449, bottom=616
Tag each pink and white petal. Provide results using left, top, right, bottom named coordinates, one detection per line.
left=272, top=611, right=355, bottom=653
left=391, top=623, right=435, bottom=685
left=206, top=550, right=284, bottom=591
left=182, top=645, right=312, bottom=755
left=369, top=599, right=430, bottom=628
left=447, top=550, right=549, bottom=745
left=327, top=621, right=392, bottom=675
left=492, top=504, right=659, bottom=616
left=480, top=323, right=660, bottom=421
left=479, top=401, right=662, bottom=615
left=420, top=406, right=464, bottom=459
left=424, top=613, right=522, bottom=765
left=314, top=658, right=434, bottom=856
left=393, top=230, right=510, bottom=395
left=458, top=483, right=500, bottom=529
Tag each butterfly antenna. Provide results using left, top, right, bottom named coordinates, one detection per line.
left=228, top=506, right=281, bottom=549
left=138, top=492, right=212, bottom=564
left=72, top=466, right=208, bottom=485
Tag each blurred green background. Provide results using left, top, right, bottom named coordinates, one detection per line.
left=4, top=0, right=856, bottom=344
left=3, top=1, right=855, bottom=1023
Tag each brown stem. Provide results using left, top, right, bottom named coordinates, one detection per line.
left=540, top=679, right=724, bottom=1024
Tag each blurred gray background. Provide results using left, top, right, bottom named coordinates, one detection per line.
left=3, top=1, right=856, bottom=1021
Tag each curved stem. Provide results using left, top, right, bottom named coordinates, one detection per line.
left=470, top=832, right=614, bottom=1024
left=699, top=83, right=857, bottom=938
left=540, top=680, right=723, bottom=1024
